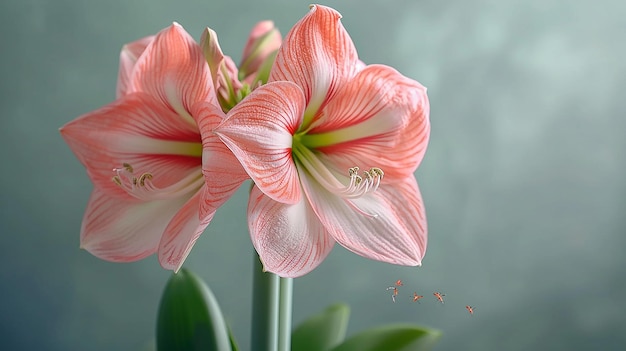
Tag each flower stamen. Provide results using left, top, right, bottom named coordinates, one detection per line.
left=342, top=166, right=384, bottom=198
left=112, top=163, right=155, bottom=199
left=293, top=144, right=384, bottom=199
left=111, top=162, right=204, bottom=201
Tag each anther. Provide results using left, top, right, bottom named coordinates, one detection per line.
left=354, top=175, right=362, bottom=185
left=122, top=162, right=133, bottom=173
left=112, top=176, right=122, bottom=186
left=343, top=165, right=385, bottom=198
left=138, top=173, right=153, bottom=186
left=370, top=167, right=384, bottom=177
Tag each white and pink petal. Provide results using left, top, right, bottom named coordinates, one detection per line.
left=248, top=185, right=335, bottom=278
left=129, top=22, right=216, bottom=123
left=158, top=186, right=214, bottom=271
left=301, top=172, right=426, bottom=266
left=269, top=4, right=358, bottom=124
left=80, top=188, right=193, bottom=262
left=214, top=81, right=305, bottom=205
left=116, top=35, right=155, bottom=98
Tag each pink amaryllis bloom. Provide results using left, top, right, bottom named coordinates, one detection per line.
left=213, top=5, right=430, bottom=278
left=60, top=23, right=245, bottom=271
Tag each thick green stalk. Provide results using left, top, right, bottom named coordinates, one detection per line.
left=278, top=277, right=293, bottom=351
left=251, top=254, right=279, bottom=351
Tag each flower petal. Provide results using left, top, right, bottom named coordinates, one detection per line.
left=116, top=35, right=155, bottom=98
left=214, top=81, right=305, bottom=205
left=192, top=101, right=250, bottom=218
left=129, top=22, right=216, bottom=124
left=269, top=4, right=358, bottom=122
left=80, top=188, right=192, bottom=262
left=248, top=185, right=335, bottom=278
left=158, top=185, right=214, bottom=271
left=60, top=93, right=202, bottom=197
left=312, top=65, right=430, bottom=179
left=301, top=172, right=427, bottom=266
left=375, top=177, right=427, bottom=261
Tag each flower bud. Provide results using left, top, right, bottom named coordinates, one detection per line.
left=239, top=21, right=282, bottom=80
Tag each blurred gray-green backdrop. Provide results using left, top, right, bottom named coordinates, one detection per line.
left=1, top=0, right=624, bottom=350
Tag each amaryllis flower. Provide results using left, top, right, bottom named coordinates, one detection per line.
left=60, top=23, right=246, bottom=271
left=213, top=5, right=430, bottom=278
left=201, top=21, right=281, bottom=112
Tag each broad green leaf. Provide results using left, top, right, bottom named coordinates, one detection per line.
left=330, top=324, right=441, bottom=351
left=291, top=303, right=350, bottom=351
left=156, top=268, right=232, bottom=351
left=228, top=325, right=240, bottom=351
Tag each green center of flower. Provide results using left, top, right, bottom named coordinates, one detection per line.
left=292, top=132, right=384, bottom=200
left=218, top=82, right=252, bottom=112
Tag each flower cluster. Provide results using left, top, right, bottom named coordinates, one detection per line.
left=61, top=4, right=430, bottom=278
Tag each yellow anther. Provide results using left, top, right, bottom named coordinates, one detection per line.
left=112, top=176, right=122, bottom=186
left=362, top=171, right=369, bottom=180
left=122, top=162, right=134, bottom=173
left=354, top=175, right=363, bottom=185
left=138, top=173, right=153, bottom=186
left=370, top=167, right=384, bottom=177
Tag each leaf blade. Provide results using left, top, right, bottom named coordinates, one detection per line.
left=156, top=268, right=232, bottom=351
left=330, top=324, right=441, bottom=351
left=291, top=303, right=350, bottom=351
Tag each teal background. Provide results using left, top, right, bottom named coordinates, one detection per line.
left=1, top=0, right=624, bottom=350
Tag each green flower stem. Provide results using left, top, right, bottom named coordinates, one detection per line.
left=251, top=254, right=279, bottom=351
left=278, top=277, right=293, bottom=351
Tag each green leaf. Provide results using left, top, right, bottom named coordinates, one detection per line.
left=291, top=303, right=350, bottom=351
left=228, top=325, right=240, bottom=351
left=330, top=324, right=441, bottom=351
left=156, top=268, right=232, bottom=351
